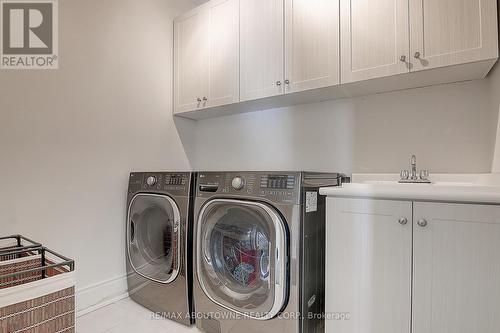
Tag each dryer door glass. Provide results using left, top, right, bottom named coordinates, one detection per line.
left=128, top=194, right=181, bottom=284
left=197, top=199, right=287, bottom=320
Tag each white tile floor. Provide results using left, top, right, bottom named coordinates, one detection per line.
left=76, top=298, right=200, bottom=333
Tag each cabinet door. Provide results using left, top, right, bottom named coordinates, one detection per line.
left=206, top=0, right=240, bottom=108
left=284, top=0, right=340, bottom=93
left=413, top=202, right=500, bottom=333
left=409, top=0, right=499, bottom=72
left=326, top=198, right=412, bottom=333
left=174, top=9, right=208, bottom=114
left=340, top=0, right=409, bottom=83
left=240, top=0, right=284, bottom=101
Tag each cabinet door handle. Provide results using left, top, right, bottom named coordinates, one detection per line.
left=400, top=55, right=406, bottom=62
left=203, top=97, right=208, bottom=101
left=276, top=81, right=282, bottom=86
left=414, top=52, right=421, bottom=59
left=398, top=217, right=408, bottom=225
left=284, top=79, right=290, bottom=85
left=197, top=97, right=202, bottom=102
left=417, top=219, right=428, bottom=228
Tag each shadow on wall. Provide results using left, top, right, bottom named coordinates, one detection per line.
left=173, top=116, right=198, bottom=168
left=488, top=60, right=500, bottom=172
left=176, top=78, right=498, bottom=175
left=488, top=1, right=500, bottom=172
left=174, top=103, right=356, bottom=173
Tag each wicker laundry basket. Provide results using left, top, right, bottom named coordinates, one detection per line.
left=0, top=236, right=75, bottom=333
left=0, top=236, right=41, bottom=262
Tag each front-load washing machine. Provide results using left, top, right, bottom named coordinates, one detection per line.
left=193, top=171, right=347, bottom=333
left=126, top=172, right=196, bottom=326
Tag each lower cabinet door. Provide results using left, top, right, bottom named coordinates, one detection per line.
left=326, top=198, right=412, bottom=333
left=413, top=202, right=500, bottom=333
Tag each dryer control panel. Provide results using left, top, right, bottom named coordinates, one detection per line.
left=197, top=172, right=301, bottom=205
left=128, top=172, right=191, bottom=197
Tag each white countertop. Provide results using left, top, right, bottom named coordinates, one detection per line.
left=320, top=174, right=500, bottom=204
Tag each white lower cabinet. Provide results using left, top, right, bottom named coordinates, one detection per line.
left=412, top=202, right=500, bottom=333
left=326, top=198, right=412, bottom=333
left=326, top=198, right=500, bottom=333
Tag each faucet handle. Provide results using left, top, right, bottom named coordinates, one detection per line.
left=400, top=170, right=410, bottom=180
left=420, top=170, right=429, bottom=181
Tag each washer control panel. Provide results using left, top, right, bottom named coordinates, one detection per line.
left=231, top=176, right=245, bottom=190
left=260, top=175, right=295, bottom=190
left=197, top=172, right=301, bottom=204
left=128, top=172, right=190, bottom=196
left=146, top=176, right=157, bottom=186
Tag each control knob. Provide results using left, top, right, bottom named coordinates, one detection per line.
left=232, top=176, right=245, bottom=190
left=146, top=176, right=157, bottom=186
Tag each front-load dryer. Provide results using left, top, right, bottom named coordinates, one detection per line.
left=193, top=171, right=347, bottom=333
left=126, top=172, right=195, bottom=326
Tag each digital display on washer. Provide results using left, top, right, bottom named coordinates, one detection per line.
left=165, top=175, right=185, bottom=185
left=261, top=175, right=295, bottom=189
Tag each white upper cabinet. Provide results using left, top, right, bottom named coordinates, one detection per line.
left=326, top=198, right=412, bottom=333
left=340, top=0, right=409, bottom=83
left=174, top=0, right=498, bottom=119
left=240, top=0, right=284, bottom=101
left=174, top=0, right=239, bottom=114
left=413, top=202, right=500, bottom=333
left=174, top=9, right=207, bottom=114
left=409, top=0, right=499, bottom=72
left=284, top=0, right=340, bottom=93
left=206, top=0, right=240, bottom=108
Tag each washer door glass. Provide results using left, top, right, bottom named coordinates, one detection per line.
left=197, top=199, right=287, bottom=320
left=128, top=194, right=181, bottom=284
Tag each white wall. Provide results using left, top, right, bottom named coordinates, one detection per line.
left=1, top=0, right=499, bottom=313
left=191, top=78, right=498, bottom=174
left=0, top=0, right=197, bottom=310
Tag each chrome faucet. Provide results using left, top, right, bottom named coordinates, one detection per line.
left=410, top=155, right=418, bottom=180
left=400, top=155, right=431, bottom=183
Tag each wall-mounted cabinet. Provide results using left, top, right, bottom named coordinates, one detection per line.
left=174, top=0, right=498, bottom=119
left=174, top=8, right=206, bottom=114
left=340, top=0, right=409, bottom=83
left=285, top=0, right=340, bottom=93
left=239, top=0, right=341, bottom=101
left=206, top=0, right=240, bottom=108
left=240, top=0, right=284, bottom=101
left=340, top=0, right=498, bottom=83
left=174, top=0, right=239, bottom=114
left=409, top=0, right=498, bottom=73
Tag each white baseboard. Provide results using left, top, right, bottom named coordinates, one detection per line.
left=76, top=274, right=129, bottom=317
